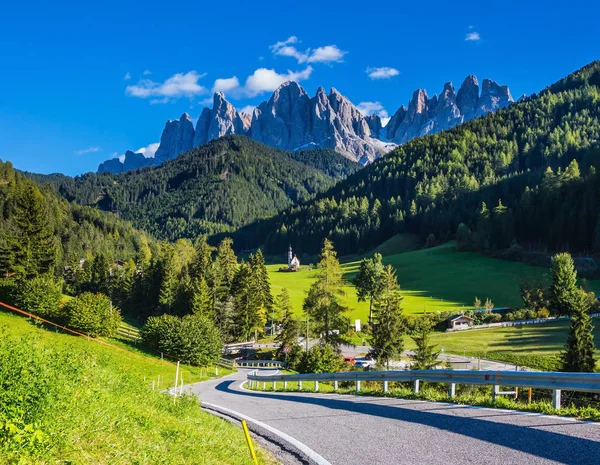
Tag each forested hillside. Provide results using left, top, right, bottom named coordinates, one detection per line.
left=230, top=61, right=600, bottom=256
left=33, top=137, right=359, bottom=241
left=0, top=160, right=151, bottom=277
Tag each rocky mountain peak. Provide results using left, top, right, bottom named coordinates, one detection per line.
left=154, top=113, right=194, bottom=163
left=457, top=75, right=480, bottom=119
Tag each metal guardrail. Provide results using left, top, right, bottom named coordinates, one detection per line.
left=247, top=369, right=600, bottom=409
left=238, top=360, right=286, bottom=368
left=218, top=357, right=236, bottom=368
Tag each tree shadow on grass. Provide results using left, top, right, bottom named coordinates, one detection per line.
left=214, top=380, right=600, bottom=465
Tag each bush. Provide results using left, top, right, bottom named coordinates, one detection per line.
left=63, top=292, right=122, bottom=337
left=141, top=314, right=222, bottom=366
left=0, top=279, right=16, bottom=305
left=296, top=343, right=345, bottom=373
left=13, top=275, right=62, bottom=318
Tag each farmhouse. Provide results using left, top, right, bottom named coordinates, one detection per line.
left=447, top=314, right=473, bottom=330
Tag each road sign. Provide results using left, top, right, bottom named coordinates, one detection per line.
left=283, top=346, right=290, bottom=354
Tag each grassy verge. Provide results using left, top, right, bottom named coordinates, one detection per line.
left=247, top=380, right=600, bottom=422
left=0, top=310, right=274, bottom=464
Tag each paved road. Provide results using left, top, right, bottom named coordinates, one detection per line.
left=187, top=369, right=600, bottom=465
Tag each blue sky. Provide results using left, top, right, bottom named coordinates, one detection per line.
left=1, top=0, right=599, bottom=176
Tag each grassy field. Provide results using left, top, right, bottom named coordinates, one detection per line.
left=269, top=240, right=600, bottom=322
left=404, top=318, right=600, bottom=370
left=0, top=309, right=273, bottom=464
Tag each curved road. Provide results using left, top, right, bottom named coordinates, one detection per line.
left=187, top=369, right=600, bottom=465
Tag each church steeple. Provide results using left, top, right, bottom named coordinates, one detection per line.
left=288, top=244, right=293, bottom=267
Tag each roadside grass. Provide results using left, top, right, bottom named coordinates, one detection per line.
left=268, top=241, right=600, bottom=322
left=247, top=381, right=600, bottom=422
left=0, top=310, right=274, bottom=464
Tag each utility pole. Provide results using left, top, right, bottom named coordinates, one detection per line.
left=305, top=315, right=309, bottom=352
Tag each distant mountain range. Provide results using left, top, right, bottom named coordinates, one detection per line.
left=98, top=75, right=513, bottom=173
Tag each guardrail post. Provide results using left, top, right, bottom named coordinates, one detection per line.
left=315, top=380, right=319, bottom=391
left=414, top=379, right=420, bottom=394
left=273, top=381, right=277, bottom=391
left=356, top=380, right=361, bottom=392
left=383, top=380, right=388, bottom=393
left=299, top=380, right=303, bottom=390
left=492, top=384, right=499, bottom=401
left=448, top=383, right=456, bottom=398
left=334, top=380, right=338, bottom=391
left=284, top=380, right=288, bottom=389
left=263, top=381, right=266, bottom=390
left=553, top=389, right=561, bottom=410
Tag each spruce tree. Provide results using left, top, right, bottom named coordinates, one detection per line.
left=9, top=183, right=56, bottom=278
left=191, top=276, right=213, bottom=318
left=214, top=238, right=238, bottom=301
left=562, top=289, right=596, bottom=372
left=231, top=261, right=265, bottom=341
left=549, top=253, right=579, bottom=316
left=371, top=265, right=405, bottom=369
left=410, top=320, right=440, bottom=370
left=249, top=249, right=273, bottom=312
left=303, top=239, right=348, bottom=347
left=353, top=253, right=384, bottom=324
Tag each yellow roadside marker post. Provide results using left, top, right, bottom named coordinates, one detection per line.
left=241, top=420, right=259, bottom=465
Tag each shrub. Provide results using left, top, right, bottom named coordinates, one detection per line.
left=0, top=279, right=16, bottom=305
left=63, top=292, right=122, bottom=337
left=141, top=314, right=222, bottom=366
left=13, top=275, right=62, bottom=318
left=296, top=343, right=345, bottom=373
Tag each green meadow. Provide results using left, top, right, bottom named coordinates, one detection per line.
left=269, top=238, right=600, bottom=323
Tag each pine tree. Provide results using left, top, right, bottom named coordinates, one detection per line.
left=562, top=289, right=596, bottom=372
left=249, top=249, right=273, bottom=312
left=231, top=261, right=265, bottom=341
left=410, top=320, right=440, bottom=370
left=9, top=183, right=56, bottom=278
left=549, top=253, right=579, bottom=316
left=191, top=235, right=214, bottom=283
left=214, top=238, right=238, bottom=301
left=90, top=252, right=111, bottom=295
left=214, top=296, right=236, bottom=342
left=190, top=276, right=213, bottom=318
left=371, top=265, right=404, bottom=369
left=303, top=239, right=348, bottom=347
left=353, top=253, right=384, bottom=324
left=275, top=288, right=293, bottom=322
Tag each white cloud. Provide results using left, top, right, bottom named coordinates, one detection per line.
left=270, top=36, right=346, bottom=64
left=74, top=146, right=101, bottom=156
left=357, top=101, right=389, bottom=126
left=114, top=142, right=160, bottom=163
left=212, top=76, right=240, bottom=93
left=124, top=72, right=131, bottom=80
left=143, top=69, right=152, bottom=75
left=465, top=31, right=481, bottom=41
left=238, top=105, right=256, bottom=115
left=125, top=71, right=208, bottom=103
left=244, top=66, right=313, bottom=96
left=366, top=67, right=400, bottom=80
left=135, top=142, right=160, bottom=159
left=306, top=45, right=345, bottom=63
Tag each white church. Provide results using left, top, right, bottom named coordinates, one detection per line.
left=287, top=245, right=300, bottom=271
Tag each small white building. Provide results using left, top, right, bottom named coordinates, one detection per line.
left=288, top=245, right=301, bottom=270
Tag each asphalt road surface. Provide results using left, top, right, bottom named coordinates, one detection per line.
left=186, top=369, right=600, bottom=465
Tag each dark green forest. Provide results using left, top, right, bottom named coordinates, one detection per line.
left=31, top=137, right=358, bottom=241
left=0, top=160, right=152, bottom=278
left=229, top=61, right=600, bottom=256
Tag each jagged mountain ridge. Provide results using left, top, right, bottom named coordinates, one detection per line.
left=98, top=75, right=513, bottom=173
